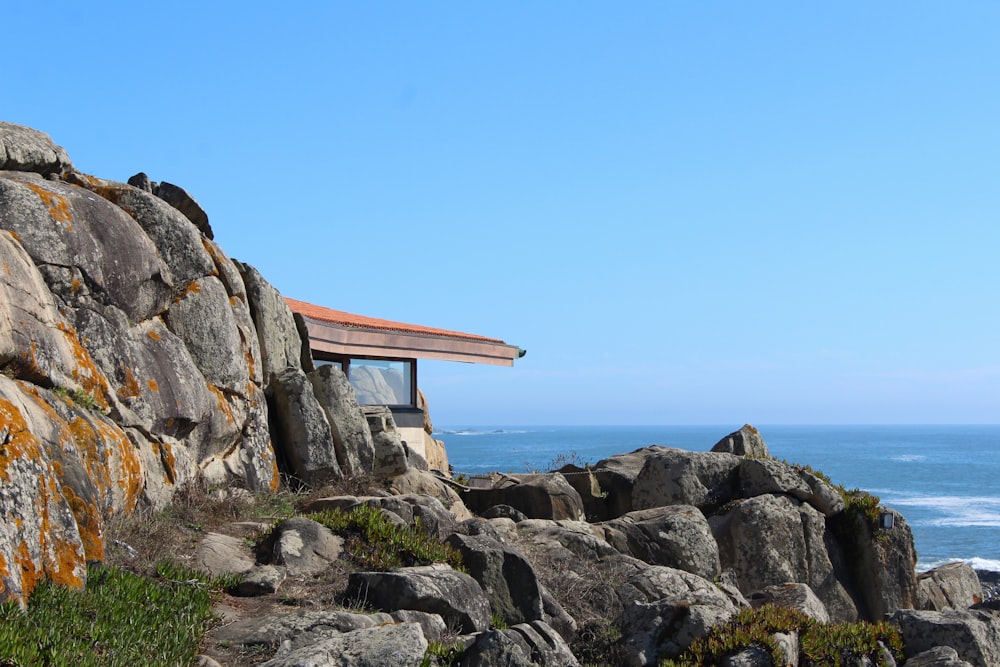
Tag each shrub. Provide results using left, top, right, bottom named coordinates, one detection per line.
left=308, top=504, right=463, bottom=571
left=660, top=605, right=904, bottom=667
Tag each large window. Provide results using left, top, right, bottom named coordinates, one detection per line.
left=316, top=356, right=415, bottom=407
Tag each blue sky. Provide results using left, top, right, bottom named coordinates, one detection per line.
left=6, top=2, right=999, bottom=425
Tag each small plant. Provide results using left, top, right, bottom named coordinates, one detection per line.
left=0, top=563, right=222, bottom=667
left=843, top=488, right=883, bottom=527
left=70, top=388, right=98, bottom=409
left=491, top=612, right=508, bottom=629
left=309, top=504, right=464, bottom=571
left=421, top=640, right=464, bottom=667
left=660, top=605, right=904, bottom=667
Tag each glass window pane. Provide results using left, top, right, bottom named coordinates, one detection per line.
left=349, top=359, right=412, bottom=406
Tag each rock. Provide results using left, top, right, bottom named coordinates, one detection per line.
left=462, top=473, right=585, bottom=521
left=446, top=533, right=545, bottom=627
left=0, top=172, right=171, bottom=324
left=153, top=180, right=213, bottom=240
left=905, top=645, right=975, bottom=667
left=890, top=607, right=1000, bottom=667
left=268, top=367, right=342, bottom=484
left=632, top=447, right=741, bottom=511
left=387, top=468, right=473, bottom=522
left=239, top=262, right=306, bottom=383
left=566, top=446, right=670, bottom=521
left=481, top=504, right=528, bottom=522
left=711, top=424, right=771, bottom=457
left=620, top=596, right=736, bottom=666
left=235, top=565, right=286, bottom=596
left=597, top=505, right=721, bottom=579
left=739, top=457, right=812, bottom=499
left=515, top=519, right=620, bottom=564
left=261, top=517, right=344, bottom=576
left=347, top=565, right=492, bottom=633
left=363, top=406, right=409, bottom=476
left=505, top=620, right=581, bottom=666
left=0, top=121, right=72, bottom=175
left=796, top=467, right=846, bottom=516
left=459, top=629, right=536, bottom=667
left=257, top=622, right=428, bottom=667
left=389, top=609, right=447, bottom=643
left=212, top=609, right=397, bottom=648
left=194, top=532, right=255, bottom=576
left=748, top=582, right=831, bottom=622
left=720, top=645, right=774, bottom=667
left=919, top=562, right=985, bottom=610
left=834, top=505, right=918, bottom=619
left=712, top=493, right=859, bottom=622
left=308, top=364, right=374, bottom=476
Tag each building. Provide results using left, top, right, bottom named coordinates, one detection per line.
left=285, top=297, right=523, bottom=459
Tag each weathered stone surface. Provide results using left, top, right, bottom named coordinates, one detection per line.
left=463, top=473, right=585, bottom=521
left=740, top=457, right=812, bottom=499
left=905, top=645, right=975, bottom=667
left=212, top=609, right=397, bottom=647
left=308, top=364, right=372, bottom=476
left=446, top=532, right=545, bottom=627
left=194, top=532, right=255, bottom=576
left=0, top=172, right=171, bottom=323
left=0, top=122, right=72, bottom=175
left=257, top=622, right=428, bottom=667
left=505, top=621, right=581, bottom=666
left=710, top=424, right=771, bottom=457
left=516, top=519, right=621, bottom=563
left=712, top=493, right=859, bottom=622
left=597, top=505, right=721, bottom=579
left=262, top=517, right=344, bottom=576
left=919, top=562, right=984, bottom=611
left=239, top=262, right=304, bottom=382
left=748, top=582, right=831, bottom=622
left=65, top=173, right=215, bottom=289
left=834, top=506, right=918, bottom=619
left=153, top=180, right=213, bottom=240
left=363, top=406, right=408, bottom=476
left=347, top=565, right=491, bottom=633
left=269, top=367, right=342, bottom=484
left=0, top=231, right=109, bottom=399
left=235, top=565, right=286, bottom=597
left=566, top=445, right=670, bottom=521
left=387, top=468, right=473, bottom=522
left=620, top=596, right=737, bottom=666
left=632, top=447, right=741, bottom=511
left=459, top=629, right=536, bottom=667
left=796, top=467, right=846, bottom=516
left=890, top=607, right=1000, bottom=667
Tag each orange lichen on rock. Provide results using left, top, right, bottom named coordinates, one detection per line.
left=147, top=379, right=159, bottom=393
left=207, top=383, right=236, bottom=426
left=22, top=182, right=73, bottom=224
left=117, top=366, right=142, bottom=400
left=154, top=441, right=177, bottom=485
left=147, top=329, right=161, bottom=341
left=61, top=484, right=103, bottom=562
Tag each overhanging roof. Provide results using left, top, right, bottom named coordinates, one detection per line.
left=285, top=298, right=523, bottom=366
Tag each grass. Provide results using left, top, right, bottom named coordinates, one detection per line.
left=307, top=503, right=464, bottom=571
left=0, top=563, right=227, bottom=667
left=659, top=605, right=904, bottom=667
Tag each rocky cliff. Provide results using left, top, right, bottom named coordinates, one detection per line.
left=0, top=121, right=418, bottom=606
left=2, top=122, right=996, bottom=666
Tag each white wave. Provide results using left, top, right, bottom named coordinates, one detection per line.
left=918, top=557, right=1000, bottom=573
left=890, top=454, right=927, bottom=462
left=889, top=495, right=1000, bottom=527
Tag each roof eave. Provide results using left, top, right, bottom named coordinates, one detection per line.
left=299, top=316, right=520, bottom=366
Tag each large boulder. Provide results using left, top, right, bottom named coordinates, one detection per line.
left=268, top=367, right=342, bottom=484
left=596, top=506, right=721, bottom=579
left=446, top=532, right=545, bottom=627
left=710, top=424, right=770, bottom=457
left=563, top=446, right=670, bottom=521
left=919, top=562, right=985, bottom=611
left=890, top=608, right=1000, bottom=667
left=308, top=364, right=373, bottom=476
left=260, top=517, right=344, bottom=577
left=463, top=473, right=585, bottom=521
left=712, top=493, right=859, bottom=622
left=631, top=448, right=741, bottom=511
left=347, top=565, right=491, bottom=633
left=748, top=582, right=831, bottom=622
left=258, top=622, right=428, bottom=667
left=0, top=121, right=72, bottom=175
left=363, top=406, right=409, bottom=476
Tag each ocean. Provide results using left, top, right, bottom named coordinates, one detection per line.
left=437, top=424, right=1000, bottom=573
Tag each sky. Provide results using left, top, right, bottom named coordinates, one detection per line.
left=5, top=2, right=999, bottom=425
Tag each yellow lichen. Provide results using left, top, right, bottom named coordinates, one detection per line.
left=22, top=182, right=73, bottom=224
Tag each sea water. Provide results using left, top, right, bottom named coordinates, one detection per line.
left=437, top=424, right=1000, bottom=573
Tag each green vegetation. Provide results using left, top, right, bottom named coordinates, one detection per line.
left=421, top=640, right=464, bottom=667
left=660, top=605, right=904, bottom=667
left=308, top=504, right=464, bottom=571
left=51, top=385, right=98, bottom=410
left=0, top=563, right=229, bottom=667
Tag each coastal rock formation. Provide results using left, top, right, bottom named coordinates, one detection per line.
left=3, top=121, right=995, bottom=666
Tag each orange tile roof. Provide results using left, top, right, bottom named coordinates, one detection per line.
left=284, top=297, right=507, bottom=344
